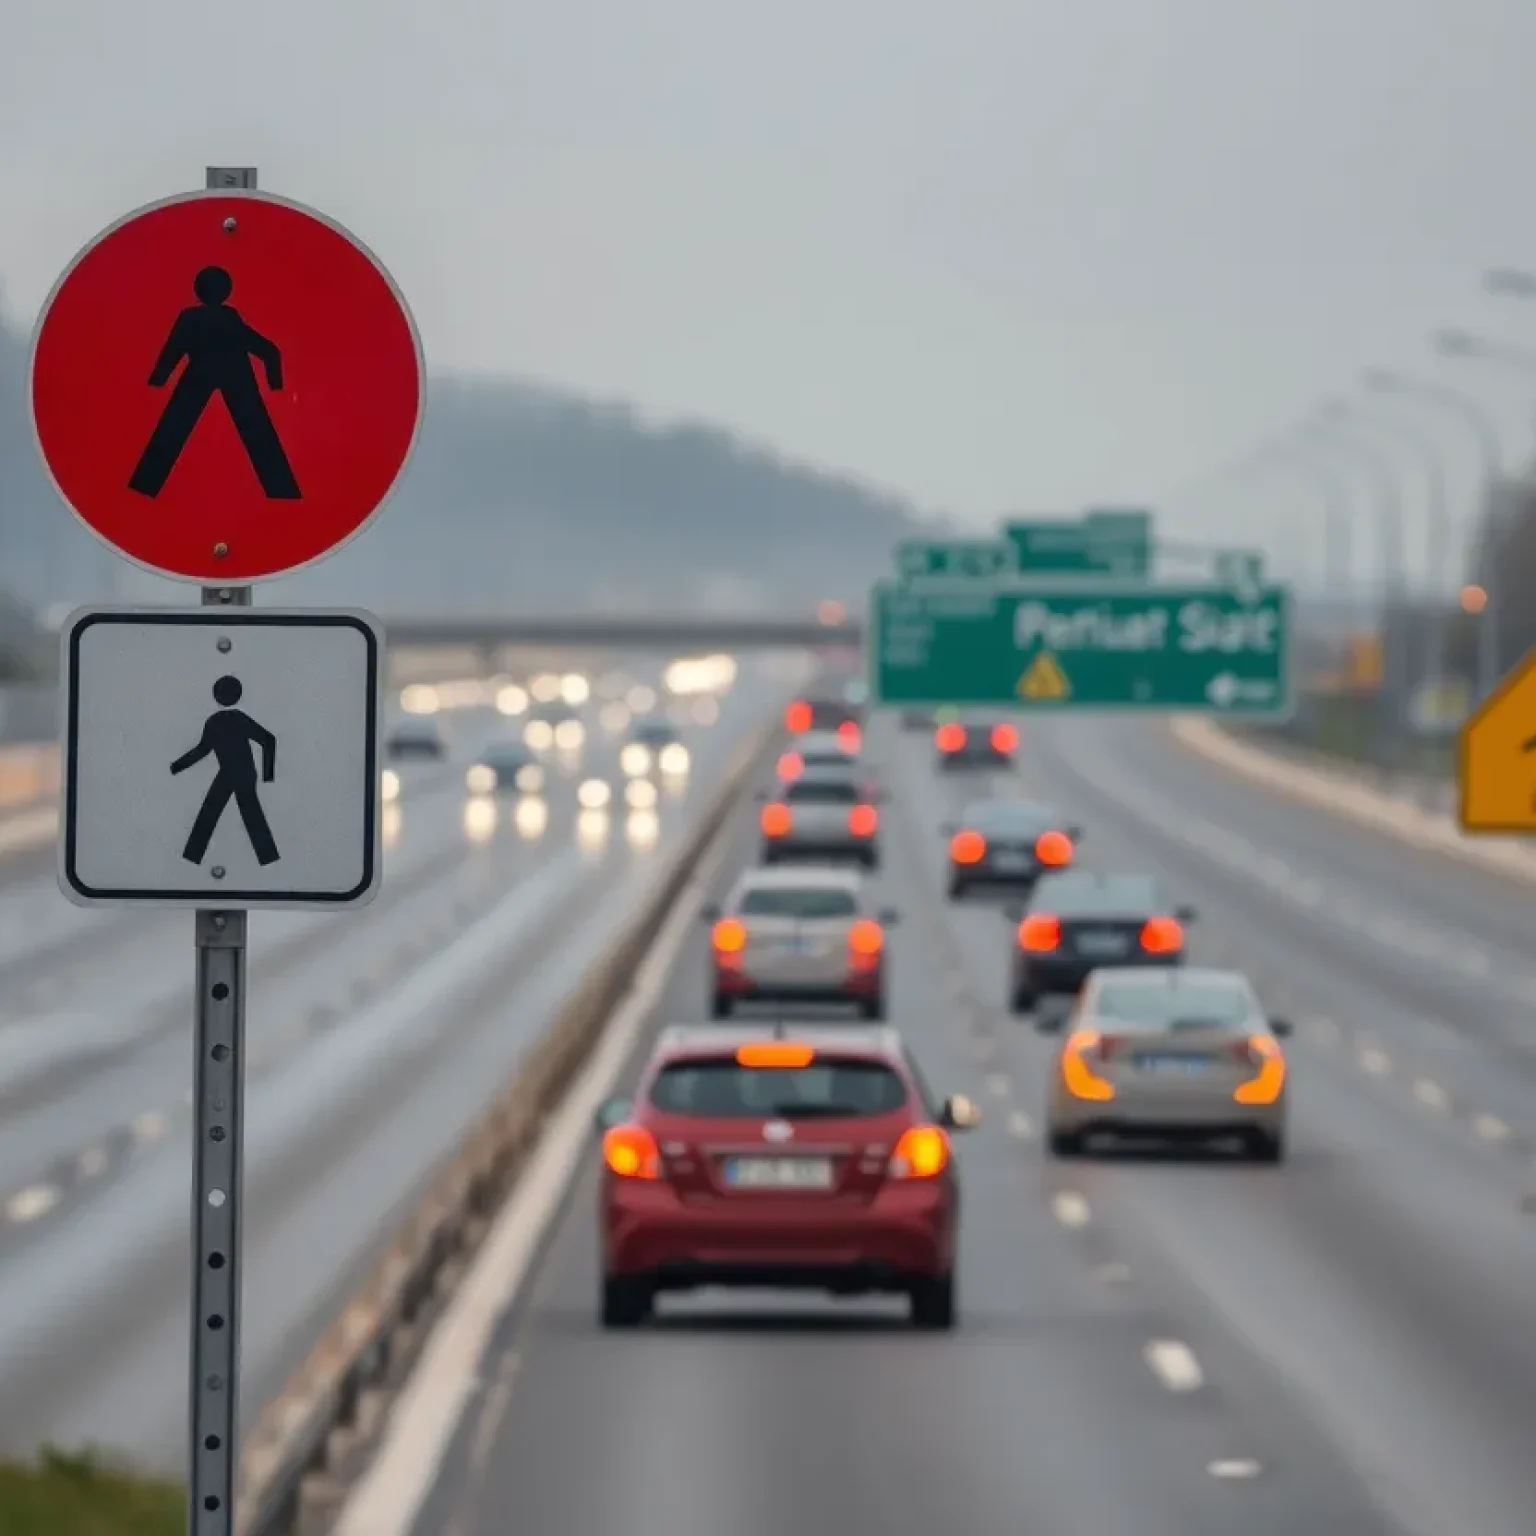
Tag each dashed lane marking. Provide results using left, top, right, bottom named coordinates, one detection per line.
left=76, top=1146, right=109, bottom=1179
left=1472, top=1113, right=1511, bottom=1142
left=1006, top=1110, right=1034, bottom=1139
left=1358, top=1045, right=1391, bottom=1075
left=1208, top=1459, right=1263, bottom=1480
left=1144, top=1339, right=1204, bottom=1392
left=986, top=1072, right=1011, bottom=1097
left=132, top=1111, right=167, bottom=1143
left=1051, top=1190, right=1091, bottom=1228
left=1307, top=1015, right=1339, bottom=1044
left=1412, top=1078, right=1448, bottom=1110
left=7, top=1184, right=60, bottom=1223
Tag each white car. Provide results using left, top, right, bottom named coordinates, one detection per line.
left=758, top=767, right=882, bottom=868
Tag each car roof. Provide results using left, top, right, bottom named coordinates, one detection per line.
left=1031, top=869, right=1159, bottom=904
left=963, top=797, right=1055, bottom=821
left=730, top=863, right=864, bottom=894
left=651, top=1020, right=905, bottom=1064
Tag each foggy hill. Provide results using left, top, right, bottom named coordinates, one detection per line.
left=0, top=306, right=932, bottom=614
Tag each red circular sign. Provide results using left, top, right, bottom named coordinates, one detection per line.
left=29, top=190, right=424, bottom=583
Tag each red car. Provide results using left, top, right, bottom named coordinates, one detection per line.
left=594, top=1025, right=980, bottom=1330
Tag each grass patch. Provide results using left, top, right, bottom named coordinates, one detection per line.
left=0, top=1448, right=183, bottom=1534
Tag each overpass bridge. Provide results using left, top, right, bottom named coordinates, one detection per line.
left=378, top=610, right=863, bottom=651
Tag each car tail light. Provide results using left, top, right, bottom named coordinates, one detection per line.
left=990, top=724, right=1018, bottom=753
left=603, top=1123, right=660, bottom=1179
left=1233, top=1034, right=1286, bottom=1105
left=761, top=802, right=792, bottom=837
left=888, top=1125, right=950, bottom=1179
left=737, top=1041, right=816, bottom=1067
left=712, top=918, right=747, bottom=953
left=1017, top=913, right=1062, bottom=951
left=935, top=723, right=966, bottom=752
left=848, top=804, right=878, bottom=837
left=785, top=700, right=812, bottom=733
left=1061, top=1029, right=1116, bottom=1101
left=1139, top=916, right=1184, bottom=954
left=950, top=829, right=986, bottom=864
left=1034, top=829, right=1073, bottom=866
left=848, top=919, right=884, bottom=956
left=776, top=750, right=804, bottom=780
left=836, top=720, right=862, bottom=752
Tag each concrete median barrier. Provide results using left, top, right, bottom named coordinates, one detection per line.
left=234, top=712, right=778, bottom=1536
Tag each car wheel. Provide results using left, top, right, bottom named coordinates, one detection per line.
left=709, top=992, right=733, bottom=1019
left=1009, top=988, right=1035, bottom=1015
left=760, top=849, right=777, bottom=866
left=1047, top=1128, right=1085, bottom=1157
left=859, top=994, right=886, bottom=1021
left=863, top=853, right=880, bottom=871
left=910, top=1272, right=955, bottom=1330
left=1247, top=1129, right=1285, bottom=1164
left=947, top=876, right=966, bottom=899
left=600, top=1275, right=651, bottom=1329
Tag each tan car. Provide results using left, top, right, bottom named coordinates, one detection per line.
left=702, top=866, right=898, bottom=1019
left=757, top=767, right=882, bottom=869
left=1042, top=967, right=1293, bottom=1163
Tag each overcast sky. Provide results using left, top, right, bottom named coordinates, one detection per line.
left=7, top=0, right=1536, bottom=585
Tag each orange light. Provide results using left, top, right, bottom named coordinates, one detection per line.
left=711, top=918, right=747, bottom=953
left=1018, top=913, right=1062, bottom=951
left=990, top=724, right=1018, bottom=753
left=603, top=1123, right=661, bottom=1179
left=785, top=700, right=812, bottom=733
left=1034, top=829, right=1074, bottom=867
left=776, top=750, right=804, bottom=780
left=760, top=802, right=792, bottom=837
left=836, top=720, right=862, bottom=752
left=888, top=1125, right=950, bottom=1179
left=1460, top=583, right=1489, bottom=615
left=1060, top=1030, right=1115, bottom=1101
left=1139, top=916, right=1184, bottom=954
left=950, top=829, right=986, bottom=864
left=1233, top=1034, right=1286, bottom=1105
left=848, top=919, right=885, bottom=956
left=736, top=1041, right=816, bottom=1068
left=848, top=803, right=879, bottom=837
left=935, top=723, right=966, bottom=752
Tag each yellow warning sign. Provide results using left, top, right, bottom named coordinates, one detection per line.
left=1459, top=645, right=1536, bottom=832
left=1017, top=651, right=1071, bottom=701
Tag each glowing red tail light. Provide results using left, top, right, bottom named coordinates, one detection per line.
left=936, top=723, right=966, bottom=752
left=848, top=804, right=878, bottom=837
left=990, top=724, right=1018, bottom=753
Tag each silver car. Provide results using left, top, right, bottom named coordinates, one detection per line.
left=758, top=766, right=882, bottom=868
left=701, top=865, right=899, bottom=1019
left=1042, top=967, right=1293, bottom=1162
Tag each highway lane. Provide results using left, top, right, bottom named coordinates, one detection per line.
left=409, top=719, right=1413, bottom=1536
left=0, top=675, right=773, bottom=1471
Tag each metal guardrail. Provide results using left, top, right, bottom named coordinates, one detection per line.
left=234, top=715, right=777, bottom=1536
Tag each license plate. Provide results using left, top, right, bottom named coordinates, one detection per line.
left=992, top=852, right=1030, bottom=872
left=1134, top=1055, right=1210, bottom=1073
left=1075, top=932, right=1129, bottom=957
left=723, top=1156, right=834, bottom=1189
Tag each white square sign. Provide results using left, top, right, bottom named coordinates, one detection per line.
left=60, top=605, right=383, bottom=909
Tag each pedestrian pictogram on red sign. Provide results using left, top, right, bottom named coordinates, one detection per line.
left=29, top=190, right=425, bottom=584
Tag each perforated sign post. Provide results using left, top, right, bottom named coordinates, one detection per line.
left=30, top=167, right=422, bottom=1536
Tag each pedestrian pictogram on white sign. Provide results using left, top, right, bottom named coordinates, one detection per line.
left=59, top=606, right=382, bottom=908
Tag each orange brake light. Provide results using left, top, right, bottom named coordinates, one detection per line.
left=1034, top=829, right=1074, bottom=867
left=737, top=1041, right=815, bottom=1068
left=848, top=919, right=884, bottom=956
left=848, top=803, right=878, bottom=837
left=785, top=700, right=812, bottom=734
left=935, top=722, right=966, bottom=752
left=776, top=751, right=804, bottom=780
left=1061, top=1030, right=1116, bottom=1101
left=950, top=829, right=986, bottom=864
left=1139, top=916, right=1184, bottom=954
left=1233, top=1034, right=1286, bottom=1105
left=711, top=917, right=747, bottom=953
left=603, top=1123, right=661, bottom=1179
left=889, top=1125, right=950, bottom=1179
left=760, top=802, right=792, bottom=837
left=1018, top=913, right=1062, bottom=951
left=990, top=724, right=1018, bottom=753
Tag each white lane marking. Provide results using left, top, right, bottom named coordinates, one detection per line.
left=132, top=1111, right=167, bottom=1143
left=7, top=1183, right=60, bottom=1223
left=1358, top=1045, right=1391, bottom=1076
left=1412, top=1078, right=1448, bottom=1110
left=1472, top=1113, right=1510, bottom=1142
left=986, top=1072, right=1011, bottom=1098
left=1144, top=1339, right=1204, bottom=1392
left=1051, top=1190, right=1091, bottom=1228
left=332, top=809, right=735, bottom=1536
left=1308, top=1016, right=1339, bottom=1044
left=972, top=1038, right=998, bottom=1063
left=1208, top=1458, right=1263, bottom=1479
left=77, top=1146, right=109, bottom=1179
left=1006, top=1110, right=1033, bottom=1139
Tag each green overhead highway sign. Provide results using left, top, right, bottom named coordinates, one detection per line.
left=868, top=580, right=1293, bottom=715
left=1004, top=510, right=1152, bottom=577
left=895, top=537, right=1017, bottom=581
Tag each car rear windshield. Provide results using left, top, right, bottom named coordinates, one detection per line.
left=785, top=780, right=859, bottom=804
left=1092, top=979, right=1255, bottom=1029
left=737, top=887, right=858, bottom=918
left=1034, top=873, right=1159, bottom=915
left=649, top=1059, right=909, bottom=1117
left=965, top=801, right=1055, bottom=833
left=808, top=703, right=859, bottom=729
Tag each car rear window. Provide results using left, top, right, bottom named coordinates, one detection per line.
left=1092, top=979, right=1255, bottom=1029
left=808, top=703, right=860, bottom=729
left=648, top=1059, right=909, bottom=1117
left=1034, top=873, right=1159, bottom=915
left=785, top=779, right=859, bottom=804
left=737, top=887, right=858, bottom=918
left=965, top=801, right=1055, bottom=833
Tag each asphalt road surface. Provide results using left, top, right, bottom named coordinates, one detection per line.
left=409, top=712, right=1536, bottom=1536
left=0, top=672, right=773, bottom=1471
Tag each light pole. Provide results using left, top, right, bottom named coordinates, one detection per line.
left=1364, top=367, right=1505, bottom=698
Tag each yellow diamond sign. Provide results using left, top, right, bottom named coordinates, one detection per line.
left=1017, top=650, right=1070, bottom=700
left=1458, top=645, right=1536, bottom=831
